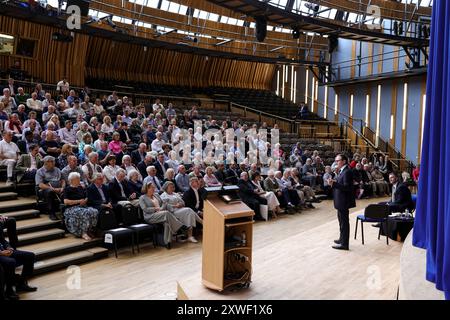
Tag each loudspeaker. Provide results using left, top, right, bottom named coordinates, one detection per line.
left=255, top=16, right=267, bottom=42
left=66, top=0, right=90, bottom=16
left=328, top=35, right=338, bottom=54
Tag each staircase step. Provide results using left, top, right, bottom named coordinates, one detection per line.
left=32, top=247, right=109, bottom=275
left=0, top=182, right=15, bottom=192
left=19, top=235, right=103, bottom=260
left=0, top=191, right=18, bottom=201
left=13, top=217, right=62, bottom=235
left=2, top=209, right=40, bottom=220
left=14, top=228, right=65, bottom=246
left=0, top=198, right=36, bottom=213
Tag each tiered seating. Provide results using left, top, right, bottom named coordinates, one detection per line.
left=204, top=87, right=324, bottom=121
left=0, top=183, right=108, bottom=275
left=84, top=79, right=324, bottom=121
left=85, top=78, right=195, bottom=97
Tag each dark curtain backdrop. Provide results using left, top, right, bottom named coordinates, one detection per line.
left=413, top=0, right=450, bottom=300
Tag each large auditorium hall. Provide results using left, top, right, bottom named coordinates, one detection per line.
left=1, top=0, right=449, bottom=310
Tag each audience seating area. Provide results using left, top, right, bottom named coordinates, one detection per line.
left=0, top=72, right=407, bottom=291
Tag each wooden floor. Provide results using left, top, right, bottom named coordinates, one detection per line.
left=22, top=197, right=403, bottom=300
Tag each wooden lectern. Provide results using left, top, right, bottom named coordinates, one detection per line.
left=202, top=196, right=254, bottom=291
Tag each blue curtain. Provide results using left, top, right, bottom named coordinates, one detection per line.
left=412, top=0, right=450, bottom=300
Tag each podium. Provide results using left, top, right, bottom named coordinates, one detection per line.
left=202, top=196, right=254, bottom=291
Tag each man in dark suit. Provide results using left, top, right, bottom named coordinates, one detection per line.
left=225, top=163, right=239, bottom=185
left=237, top=172, right=266, bottom=220
left=118, top=122, right=132, bottom=145
left=108, top=169, right=136, bottom=205
left=0, top=220, right=37, bottom=300
left=154, top=152, right=169, bottom=181
left=137, top=154, right=154, bottom=180
left=131, top=143, right=147, bottom=166
left=327, top=154, right=356, bottom=250
left=182, top=176, right=204, bottom=215
left=0, top=215, right=18, bottom=250
left=382, top=172, right=414, bottom=213
left=87, top=173, right=113, bottom=211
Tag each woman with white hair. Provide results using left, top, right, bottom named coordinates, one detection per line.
left=63, top=172, right=99, bottom=240
left=127, top=169, right=143, bottom=199
left=122, top=154, right=141, bottom=179
left=163, top=168, right=179, bottom=192
left=203, top=166, right=222, bottom=187
left=76, top=121, right=90, bottom=143
left=165, top=150, right=180, bottom=174
left=160, top=181, right=201, bottom=243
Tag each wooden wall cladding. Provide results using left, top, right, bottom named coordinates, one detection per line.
left=0, top=15, right=89, bottom=86
left=1, top=15, right=275, bottom=89
left=84, top=37, right=276, bottom=89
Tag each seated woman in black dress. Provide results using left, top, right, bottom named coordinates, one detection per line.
left=127, top=169, right=143, bottom=200
left=63, top=172, right=99, bottom=240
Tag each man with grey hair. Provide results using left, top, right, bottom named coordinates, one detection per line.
left=143, top=166, right=162, bottom=193
left=131, top=143, right=147, bottom=165
left=151, top=132, right=164, bottom=153
left=302, top=158, right=317, bottom=188
left=108, top=168, right=136, bottom=206
left=35, top=156, right=65, bottom=220
left=0, top=131, right=20, bottom=185
left=175, top=165, right=190, bottom=193
left=0, top=88, right=16, bottom=114
left=82, top=152, right=103, bottom=183
left=237, top=171, right=265, bottom=220
left=87, top=173, right=112, bottom=212
left=61, top=155, right=88, bottom=187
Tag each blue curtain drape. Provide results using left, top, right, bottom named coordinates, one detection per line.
left=412, top=0, right=450, bottom=300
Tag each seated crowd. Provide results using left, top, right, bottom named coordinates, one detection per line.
left=0, top=78, right=416, bottom=300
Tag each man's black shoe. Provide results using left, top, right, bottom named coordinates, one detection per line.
left=16, top=283, right=38, bottom=293
left=307, top=203, right=315, bottom=209
left=334, top=240, right=341, bottom=244
left=49, top=214, right=59, bottom=221
left=332, top=244, right=349, bottom=250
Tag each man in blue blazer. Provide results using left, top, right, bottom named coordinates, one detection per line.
left=87, top=173, right=113, bottom=211
left=327, top=154, right=356, bottom=250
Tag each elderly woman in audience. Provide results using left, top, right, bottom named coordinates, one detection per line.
left=250, top=171, right=282, bottom=218
left=277, top=170, right=301, bottom=210
left=63, top=172, right=99, bottom=241
left=165, top=150, right=180, bottom=173
left=160, top=181, right=201, bottom=243
left=76, top=121, right=91, bottom=143
left=78, top=133, right=95, bottom=157
left=101, top=115, right=114, bottom=135
left=127, top=169, right=143, bottom=198
left=57, top=143, right=73, bottom=169
left=163, top=168, right=179, bottom=192
left=108, top=131, right=123, bottom=157
left=139, top=181, right=186, bottom=247
left=291, top=168, right=316, bottom=207
left=121, top=154, right=141, bottom=180
left=102, top=155, right=121, bottom=183
left=203, top=166, right=222, bottom=187
left=372, top=167, right=389, bottom=196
